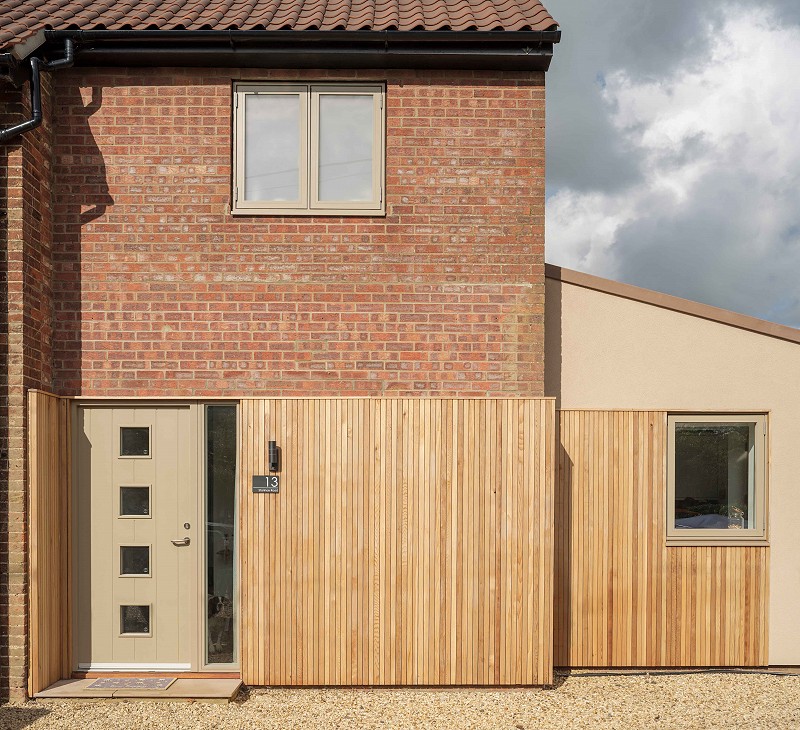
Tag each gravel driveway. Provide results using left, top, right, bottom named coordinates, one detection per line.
left=2, top=671, right=799, bottom=730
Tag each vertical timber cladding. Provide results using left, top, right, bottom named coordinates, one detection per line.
left=28, top=391, right=72, bottom=696
left=240, top=398, right=555, bottom=685
left=554, top=411, right=769, bottom=667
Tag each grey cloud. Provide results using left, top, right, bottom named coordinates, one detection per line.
left=612, top=167, right=800, bottom=325
left=544, top=0, right=800, bottom=327
left=769, top=0, right=800, bottom=25
left=544, top=0, right=726, bottom=194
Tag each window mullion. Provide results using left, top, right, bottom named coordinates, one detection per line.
left=309, top=87, right=319, bottom=211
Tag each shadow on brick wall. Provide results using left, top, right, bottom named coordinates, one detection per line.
left=53, top=84, right=111, bottom=394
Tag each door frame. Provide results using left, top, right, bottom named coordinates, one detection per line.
left=70, top=399, right=240, bottom=674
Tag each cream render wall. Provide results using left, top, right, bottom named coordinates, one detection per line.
left=545, top=275, right=800, bottom=666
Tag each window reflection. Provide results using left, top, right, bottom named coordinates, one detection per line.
left=206, top=405, right=237, bottom=664
left=120, top=426, right=150, bottom=456
left=674, top=423, right=754, bottom=529
left=245, top=94, right=301, bottom=202
left=120, top=545, right=150, bottom=575
left=318, top=94, right=374, bottom=201
left=120, top=486, right=149, bottom=516
left=120, top=605, right=150, bottom=635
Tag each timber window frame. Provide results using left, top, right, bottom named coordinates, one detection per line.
left=232, top=82, right=385, bottom=215
left=667, top=413, right=768, bottom=546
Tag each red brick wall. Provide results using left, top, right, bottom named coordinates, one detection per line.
left=51, top=67, right=545, bottom=398
left=0, top=71, right=55, bottom=701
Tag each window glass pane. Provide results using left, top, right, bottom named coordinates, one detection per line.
left=318, top=94, right=374, bottom=202
left=120, top=605, right=150, bottom=634
left=120, top=546, right=150, bottom=575
left=120, top=427, right=149, bottom=456
left=674, top=423, right=753, bottom=530
left=245, top=94, right=301, bottom=202
left=120, top=486, right=150, bottom=516
left=206, top=405, right=237, bottom=664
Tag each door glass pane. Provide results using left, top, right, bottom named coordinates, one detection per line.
left=245, top=94, right=301, bottom=202
left=206, top=405, right=237, bottom=664
left=120, top=605, right=150, bottom=634
left=674, top=423, right=754, bottom=529
left=120, top=427, right=150, bottom=456
left=120, top=486, right=150, bottom=516
left=120, top=546, right=150, bottom=575
left=318, top=94, right=374, bottom=202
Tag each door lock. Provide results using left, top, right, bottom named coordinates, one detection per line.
left=171, top=537, right=191, bottom=546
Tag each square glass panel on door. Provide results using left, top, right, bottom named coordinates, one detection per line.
left=120, top=546, right=151, bottom=576
left=120, top=486, right=150, bottom=517
left=120, top=426, right=151, bottom=457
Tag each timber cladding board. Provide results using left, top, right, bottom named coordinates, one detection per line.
left=554, top=410, right=768, bottom=667
left=28, top=391, right=72, bottom=696
left=240, top=398, right=555, bottom=685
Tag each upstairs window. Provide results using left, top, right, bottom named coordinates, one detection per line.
left=667, top=414, right=767, bottom=544
left=233, top=83, right=385, bottom=215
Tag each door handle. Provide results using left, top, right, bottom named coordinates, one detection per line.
left=171, top=537, right=191, bottom=546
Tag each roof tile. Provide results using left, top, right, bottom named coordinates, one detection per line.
left=0, top=0, right=556, bottom=48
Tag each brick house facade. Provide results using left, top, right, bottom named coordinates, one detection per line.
left=1, top=10, right=555, bottom=698
left=52, top=67, right=546, bottom=399
left=4, top=1, right=797, bottom=704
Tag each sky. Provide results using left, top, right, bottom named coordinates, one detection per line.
left=544, top=0, right=800, bottom=327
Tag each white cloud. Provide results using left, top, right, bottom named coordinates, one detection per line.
left=547, top=5, right=800, bottom=325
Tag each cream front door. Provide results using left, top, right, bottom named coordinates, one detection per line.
left=74, top=405, right=199, bottom=671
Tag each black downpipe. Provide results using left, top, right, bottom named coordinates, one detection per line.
left=0, top=39, right=74, bottom=144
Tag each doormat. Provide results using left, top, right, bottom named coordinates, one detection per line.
left=86, top=677, right=177, bottom=691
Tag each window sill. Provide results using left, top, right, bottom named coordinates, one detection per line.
left=230, top=205, right=386, bottom=217
left=666, top=536, right=769, bottom=547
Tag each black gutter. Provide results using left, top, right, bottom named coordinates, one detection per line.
left=0, top=39, right=74, bottom=143
left=41, top=28, right=559, bottom=72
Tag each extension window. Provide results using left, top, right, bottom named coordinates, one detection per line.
left=667, top=414, right=767, bottom=545
left=233, top=83, right=385, bottom=215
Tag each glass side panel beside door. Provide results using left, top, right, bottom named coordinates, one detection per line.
left=205, top=405, right=237, bottom=665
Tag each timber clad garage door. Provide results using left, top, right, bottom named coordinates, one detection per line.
left=240, top=398, right=556, bottom=686
left=74, top=406, right=200, bottom=672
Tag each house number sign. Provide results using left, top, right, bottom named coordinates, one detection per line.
left=252, top=475, right=280, bottom=493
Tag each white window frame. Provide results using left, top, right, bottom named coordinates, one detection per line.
left=667, top=413, right=768, bottom=546
left=233, top=82, right=385, bottom=216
